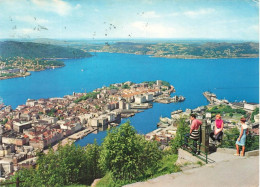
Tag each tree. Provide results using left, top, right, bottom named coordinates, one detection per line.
left=221, top=128, right=259, bottom=151
left=251, top=107, right=259, bottom=123
left=245, top=133, right=259, bottom=151
left=170, top=118, right=190, bottom=153
left=85, top=139, right=103, bottom=184
left=8, top=142, right=103, bottom=186
left=99, top=121, right=162, bottom=181
left=122, top=84, right=130, bottom=89
left=221, top=128, right=240, bottom=148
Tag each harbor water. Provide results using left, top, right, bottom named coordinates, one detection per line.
left=0, top=53, right=258, bottom=145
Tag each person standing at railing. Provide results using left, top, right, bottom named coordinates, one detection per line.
left=235, top=117, right=249, bottom=156
left=209, top=114, right=224, bottom=143
left=184, top=114, right=202, bottom=153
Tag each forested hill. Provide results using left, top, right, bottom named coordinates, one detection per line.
left=0, top=41, right=92, bottom=59
left=84, top=41, right=259, bottom=59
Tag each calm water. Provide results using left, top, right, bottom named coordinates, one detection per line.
left=0, top=53, right=258, bottom=145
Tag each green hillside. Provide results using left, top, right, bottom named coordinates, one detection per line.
left=83, top=41, right=259, bottom=58
left=0, top=41, right=92, bottom=59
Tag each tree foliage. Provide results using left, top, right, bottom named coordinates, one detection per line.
left=220, top=127, right=259, bottom=151
left=74, top=92, right=99, bottom=103
left=8, top=142, right=102, bottom=186
left=83, top=41, right=259, bottom=58
left=170, top=118, right=190, bottom=153
left=206, top=105, right=246, bottom=116
left=0, top=118, right=8, bottom=124
left=99, top=121, right=162, bottom=181
left=0, top=41, right=92, bottom=59
left=46, top=108, right=57, bottom=117
left=251, top=107, right=259, bottom=123
left=122, top=84, right=130, bottom=89
left=6, top=122, right=181, bottom=186
left=220, top=127, right=240, bottom=149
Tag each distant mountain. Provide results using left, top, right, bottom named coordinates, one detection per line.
left=0, top=41, right=92, bottom=59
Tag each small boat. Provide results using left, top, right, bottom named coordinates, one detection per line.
left=81, top=69, right=84, bottom=71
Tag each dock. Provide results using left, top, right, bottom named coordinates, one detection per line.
left=203, top=91, right=229, bottom=105
left=68, top=127, right=98, bottom=141
left=203, top=92, right=215, bottom=104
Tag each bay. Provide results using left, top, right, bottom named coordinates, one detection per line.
left=0, top=53, right=258, bottom=145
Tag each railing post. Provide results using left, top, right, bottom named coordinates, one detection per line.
left=16, top=176, right=19, bottom=187
left=200, top=120, right=210, bottom=153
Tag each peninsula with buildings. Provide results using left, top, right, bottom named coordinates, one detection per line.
left=0, top=41, right=92, bottom=80
left=0, top=80, right=185, bottom=179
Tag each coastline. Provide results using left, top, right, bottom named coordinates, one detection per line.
left=0, top=72, right=31, bottom=80
left=0, top=66, right=65, bottom=81
left=0, top=80, right=178, bottom=153
left=90, top=51, right=259, bottom=60
left=1, top=51, right=257, bottom=81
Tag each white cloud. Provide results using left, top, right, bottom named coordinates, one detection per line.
left=130, top=21, right=176, bottom=38
left=75, top=4, right=81, bottom=9
left=142, top=11, right=161, bottom=18
left=31, top=0, right=73, bottom=16
left=250, top=24, right=259, bottom=32
left=19, top=28, right=34, bottom=34
left=15, top=16, right=49, bottom=24
left=166, top=12, right=180, bottom=17
left=184, top=8, right=215, bottom=18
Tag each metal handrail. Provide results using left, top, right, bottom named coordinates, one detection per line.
left=180, top=123, right=209, bottom=163
left=181, top=138, right=208, bottom=164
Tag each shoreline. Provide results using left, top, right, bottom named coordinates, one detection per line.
left=1, top=52, right=258, bottom=81
left=0, top=54, right=92, bottom=81
left=89, top=51, right=259, bottom=60
left=0, top=72, right=31, bottom=80
left=0, top=66, right=65, bottom=81
left=0, top=80, right=177, bottom=153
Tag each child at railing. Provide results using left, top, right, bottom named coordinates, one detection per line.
left=235, top=117, right=249, bottom=156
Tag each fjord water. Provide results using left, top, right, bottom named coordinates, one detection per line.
left=0, top=53, right=258, bottom=145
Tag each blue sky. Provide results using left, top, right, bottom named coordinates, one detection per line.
left=0, top=0, right=258, bottom=41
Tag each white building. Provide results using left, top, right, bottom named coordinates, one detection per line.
left=26, top=99, right=37, bottom=107
left=244, top=103, right=259, bottom=111
left=145, top=93, right=153, bottom=102
left=78, top=114, right=94, bottom=125
left=135, top=95, right=146, bottom=104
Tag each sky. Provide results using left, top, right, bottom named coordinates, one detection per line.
left=0, top=0, right=259, bottom=41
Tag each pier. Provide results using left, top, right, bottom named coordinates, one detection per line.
left=68, top=127, right=98, bottom=141
left=203, top=91, right=229, bottom=105
left=203, top=92, right=216, bottom=104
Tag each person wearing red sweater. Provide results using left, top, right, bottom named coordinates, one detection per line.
left=184, top=114, right=202, bottom=153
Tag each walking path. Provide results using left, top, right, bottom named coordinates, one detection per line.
left=126, top=152, right=259, bottom=187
